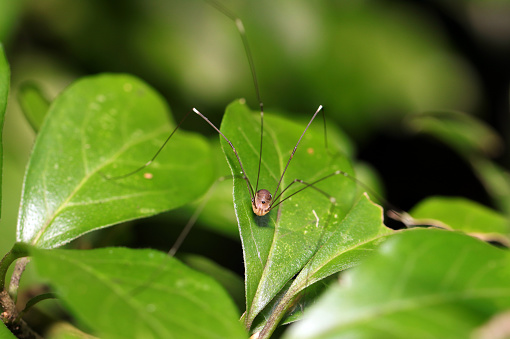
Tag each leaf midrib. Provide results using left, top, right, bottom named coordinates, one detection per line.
left=31, top=125, right=170, bottom=247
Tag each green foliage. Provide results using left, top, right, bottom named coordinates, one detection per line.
left=16, top=74, right=214, bottom=249
left=406, top=110, right=510, bottom=214
left=473, top=159, right=510, bottom=215
left=180, top=141, right=238, bottom=239
left=0, top=0, right=23, bottom=43
left=1, top=74, right=508, bottom=339
left=219, top=101, right=394, bottom=335
left=410, top=196, right=509, bottom=244
left=181, top=253, right=245, bottom=312
left=0, top=322, right=16, bottom=339
left=0, top=75, right=508, bottom=338
left=220, top=101, right=353, bottom=325
left=0, top=1, right=509, bottom=338
left=285, top=228, right=510, bottom=339
left=0, top=44, right=9, bottom=217
left=31, top=247, right=246, bottom=339
left=15, top=0, right=477, bottom=137
left=17, top=82, right=50, bottom=132
left=406, top=110, right=503, bottom=158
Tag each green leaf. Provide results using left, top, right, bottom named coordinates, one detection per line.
left=470, top=157, right=510, bottom=215
left=405, top=110, right=503, bottom=158
left=0, top=44, right=9, bottom=219
left=0, top=321, right=17, bottom=339
left=180, top=253, right=245, bottom=312
left=182, top=140, right=238, bottom=239
left=46, top=322, right=98, bottom=339
left=407, top=111, right=510, bottom=214
left=353, top=161, right=385, bottom=204
left=410, top=196, right=510, bottom=244
left=31, top=247, right=247, bottom=339
left=404, top=110, right=510, bottom=216
left=285, top=228, right=510, bottom=339
left=252, top=194, right=393, bottom=336
left=17, top=82, right=51, bottom=132
left=17, top=74, right=214, bottom=249
left=285, top=194, right=392, bottom=303
left=218, top=100, right=383, bottom=331
left=0, top=0, right=23, bottom=43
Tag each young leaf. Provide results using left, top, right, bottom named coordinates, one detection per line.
left=17, top=74, right=214, bottom=249
left=218, top=100, right=360, bottom=329
left=254, top=194, right=393, bottom=336
left=285, top=228, right=510, bottom=339
left=17, top=82, right=50, bottom=132
left=409, top=196, right=510, bottom=245
left=0, top=43, right=9, bottom=218
left=31, top=247, right=247, bottom=339
left=405, top=110, right=503, bottom=158
left=283, top=194, right=392, bottom=308
left=471, top=156, right=510, bottom=215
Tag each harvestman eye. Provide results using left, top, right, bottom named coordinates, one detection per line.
left=253, top=189, right=272, bottom=216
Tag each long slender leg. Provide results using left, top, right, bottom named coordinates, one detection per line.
left=204, top=0, right=266, bottom=194
left=271, top=105, right=323, bottom=202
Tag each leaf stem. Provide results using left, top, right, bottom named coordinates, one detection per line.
left=0, top=250, right=16, bottom=292
left=9, top=257, right=30, bottom=302
left=258, top=293, right=298, bottom=339
left=0, top=243, right=30, bottom=292
left=14, top=292, right=57, bottom=324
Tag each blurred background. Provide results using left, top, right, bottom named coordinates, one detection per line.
left=1, top=0, right=509, bottom=306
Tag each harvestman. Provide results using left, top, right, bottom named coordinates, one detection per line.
left=103, top=2, right=406, bottom=277
left=107, top=0, right=373, bottom=224
left=102, top=0, right=405, bottom=270
left=106, top=1, right=406, bottom=336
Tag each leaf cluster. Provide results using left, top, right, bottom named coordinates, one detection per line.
left=0, top=2, right=509, bottom=337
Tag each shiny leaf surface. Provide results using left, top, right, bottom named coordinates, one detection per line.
left=17, top=74, right=214, bottom=248
left=285, top=228, right=510, bottom=339
left=32, top=247, right=246, bottom=339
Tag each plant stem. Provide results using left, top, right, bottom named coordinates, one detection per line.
left=0, top=289, right=18, bottom=322
left=9, top=257, right=30, bottom=302
left=259, top=294, right=298, bottom=339
left=15, top=292, right=57, bottom=324
left=0, top=243, right=30, bottom=292
left=0, top=249, right=16, bottom=291
left=0, top=244, right=43, bottom=339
